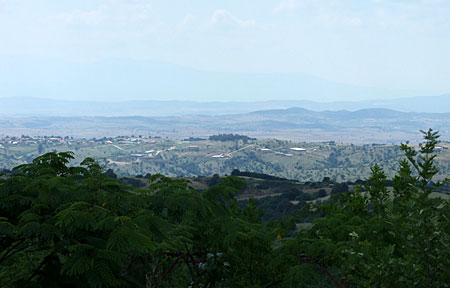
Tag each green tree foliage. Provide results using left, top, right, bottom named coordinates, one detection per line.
left=208, top=134, right=256, bottom=143
left=231, top=169, right=290, bottom=181
left=0, top=152, right=275, bottom=287
left=278, top=129, right=450, bottom=287
left=330, top=182, right=349, bottom=195
left=0, top=152, right=161, bottom=287
left=1, top=129, right=449, bottom=287
left=317, top=189, right=327, bottom=198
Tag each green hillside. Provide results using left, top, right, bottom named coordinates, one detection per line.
left=2, top=135, right=450, bottom=182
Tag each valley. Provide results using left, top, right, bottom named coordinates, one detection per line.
left=2, top=134, right=450, bottom=182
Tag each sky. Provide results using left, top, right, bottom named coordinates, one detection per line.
left=0, top=0, right=449, bottom=101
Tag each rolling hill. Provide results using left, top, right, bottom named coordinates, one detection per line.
left=1, top=107, right=450, bottom=143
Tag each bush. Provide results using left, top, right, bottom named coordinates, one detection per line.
left=317, top=189, right=327, bottom=197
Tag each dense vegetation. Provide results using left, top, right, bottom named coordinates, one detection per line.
left=208, top=134, right=256, bottom=143
left=230, top=169, right=294, bottom=181
left=1, top=129, right=449, bottom=287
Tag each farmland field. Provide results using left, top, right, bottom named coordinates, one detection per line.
left=2, top=135, right=450, bottom=182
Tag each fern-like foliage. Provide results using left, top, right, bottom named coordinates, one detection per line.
left=2, top=130, right=447, bottom=287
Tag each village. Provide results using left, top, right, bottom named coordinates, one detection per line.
left=1, top=134, right=449, bottom=183
left=0, top=135, right=161, bottom=147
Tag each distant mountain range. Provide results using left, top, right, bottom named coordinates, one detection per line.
left=1, top=94, right=450, bottom=117
left=0, top=57, right=431, bottom=104
left=1, top=106, right=450, bottom=143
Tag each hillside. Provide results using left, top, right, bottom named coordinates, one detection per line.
left=2, top=135, right=450, bottom=182
left=1, top=107, right=450, bottom=143
left=2, top=131, right=449, bottom=287
left=2, top=94, right=450, bottom=117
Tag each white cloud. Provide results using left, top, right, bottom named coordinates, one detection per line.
left=175, top=13, right=198, bottom=33
left=210, top=9, right=255, bottom=28
left=52, top=1, right=152, bottom=26
left=54, top=9, right=106, bottom=25
left=371, top=1, right=448, bottom=34
left=180, top=13, right=196, bottom=27
left=0, top=0, right=23, bottom=14
left=317, top=12, right=363, bottom=28
left=273, top=0, right=298, bottom=14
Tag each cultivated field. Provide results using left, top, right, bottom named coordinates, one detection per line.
left=2, top=136, right=450, bottom=182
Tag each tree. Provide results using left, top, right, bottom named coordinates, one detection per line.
left=281, top=129, right=450, bottom=287
left=330, top=182, right=349, bottom=195
left=0, top=152, right=276, bottom=287
left=317, top=189, right=327, bottom=197
left=0, top=152, right=161, bottom=287
left=104, top=168, right=117, bottom=179
left=1, top=129, right=449, bottom=287
left=37, top=142, right=44, bottom=154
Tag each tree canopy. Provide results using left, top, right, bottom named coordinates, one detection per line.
left=1, top=129, right=449, bottom=287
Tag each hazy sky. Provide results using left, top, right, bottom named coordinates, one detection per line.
left=1, top=0, right=449, bottom=99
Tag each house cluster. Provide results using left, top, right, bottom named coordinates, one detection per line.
left=0, top=135, right=68, bottom=147
left=0, top=135, right=159, bottom=148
